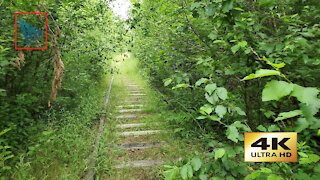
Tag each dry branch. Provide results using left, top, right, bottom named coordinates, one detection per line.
left=48, top=28, right=64, bottom=107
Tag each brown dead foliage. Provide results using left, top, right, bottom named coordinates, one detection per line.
left=48, top=28, right=64, bottom=107
left=13, top=51, right=25, bottom=70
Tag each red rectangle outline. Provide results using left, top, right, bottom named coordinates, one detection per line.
left=14, top=12, right=48, bottom=50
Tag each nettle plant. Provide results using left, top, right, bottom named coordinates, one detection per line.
left=241, top=56, right=320, bottom=135
left=163, top=77, right=253, bottom=179
left=162, top=55, right=320, bottom=179
left=164, top=73, right=251, bottom=143
left=241, top=56, right=320, bottom=178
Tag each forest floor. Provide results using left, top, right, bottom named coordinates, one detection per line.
left=95, top=54, right=202, bottom=179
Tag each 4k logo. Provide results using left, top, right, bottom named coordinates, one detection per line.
left=244, top=132, right=297, bottom=162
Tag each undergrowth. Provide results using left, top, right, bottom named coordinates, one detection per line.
left=8, top=75, right=109, bottom=179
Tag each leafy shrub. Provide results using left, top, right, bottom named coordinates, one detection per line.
left=131, top=0, right=320, bottom=179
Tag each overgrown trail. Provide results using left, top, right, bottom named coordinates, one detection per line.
left=112, top=83, right=165, bottom=178
left=97, top=54, right=197, bottom=179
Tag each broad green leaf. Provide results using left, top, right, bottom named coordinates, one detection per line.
left=231, top=44, right=240, bottom=54
left=300, top=103, right=320, bottom=124
left=232, top=121, right=251, bottom=131
left=187, top=164, right=193, bottom=178
left=199, top=174, right=208, bottom=180
left=262, top=80, right=293, bottom=101
left=300, top=103, right=320, bottom=129
left=191, top=157, right=202, bottom=171
left=172, top=83, right=190, bottom=90
left=275, top=110, right=302, bottom=121
left=216, top=87, right=228, bottom=100
left=200, top=104, right=213, bottom=115
left=205, top=93, right=215, bottom=104
left=190, top=2, right=201, bottom=10
left=226, top=176, right=235, bottom=180
left=214, top=148, right=225, bottom=160
left=238, top=41, right=248, bottom=48
left=215, top=105, right=227, bottom=118
left=195, top=78, right=208, bottom=86
left=222, top=0, right=234, bottom=13
left=196, top=116, right=207, bottom=120
left=257, top=125, right=267, bottom=132
left=205, top=83, right=217, bottom=95
left=234, top=107, right=246, bottom=116
left=242, top=69, right=281, bottom=81
left=295, top=118, right=309, bottom=132
left=292, top=85, right=320, bottom=104
left=180, top=165, right=188, bottom=180
left=164, top=78, right=173, bottom=87
left=264, top=110, right=275, bottom=118
left=267, top=125, right=280, bottom=132
left=209, top=115, right=220, bottom=122
left=245, top=171, right=261, bottom=180
left=267, top=61, right=285, bottom=70
left=291, top=85, right=320, bottom=114
left=226, top=125, right=239, bottom=143
left=263, top=56, right=286, bottom=69
left=163, top=165, right=179, bottom=180
left=208, top=32, right=217, bottom=40
left=205, top=4, right=216, bottom=16
left=267, top=174, right=281, bottom=180
left=260, top=167, right=272, bottom=173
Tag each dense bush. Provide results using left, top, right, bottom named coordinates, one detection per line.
left=0, top=0, right=121, bottom=177
left=131, top=0, right=320, bottom=179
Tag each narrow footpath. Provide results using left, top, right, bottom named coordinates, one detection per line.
left=99, top=54, right=199, bottom=179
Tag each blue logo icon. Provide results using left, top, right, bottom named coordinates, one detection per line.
left=18, top=19, right=42, bottom=46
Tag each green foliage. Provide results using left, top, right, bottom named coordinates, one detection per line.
left=226, top=125, right=239, bottom=143
left=0, top=129, right=14, bottom=174
left=131, top=0, right=320, bottom=179
left=257, top=124, right=280, bottom=132
left=262, top=81, right=293, bottom=101
left=164, top=165, right=180, bottom=180
left=245, top=167, right=282, bottom=180
left=0, top=0, right=121, bottom=178
left=242, top=69, right=281, bottom=81
left=275, top=110, right=302, bottom=121
left=214, top=148, right=225, bottom=160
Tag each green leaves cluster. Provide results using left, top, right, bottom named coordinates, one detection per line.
left=164, top=157, right=203, bottom=180
left=0, top=129, right=13, bottom=174
left=0, top=0, right=120, bottom=177
left=260, top=80, right=320, bottom=132
left=132, top=0, right=320, bottom=179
